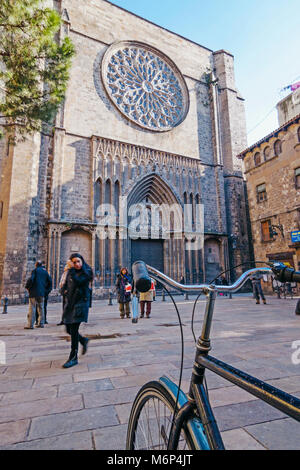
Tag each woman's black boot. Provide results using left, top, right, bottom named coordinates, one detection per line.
left=62, top=350, right=78, bottom=368
left=81, top=337, right=89, bottom=355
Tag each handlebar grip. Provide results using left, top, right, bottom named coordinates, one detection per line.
left=292, top=271, right=300, bottom=283
left=272, top=262, right=300, bottom=283
left=132, top=261, right=152, bottom=293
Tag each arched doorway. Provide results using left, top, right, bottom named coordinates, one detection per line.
left=204, top=238, right=222, bottom=282
left=127, top=173, right=183, bottom=279
left=61, top=229, right=92, bottom=278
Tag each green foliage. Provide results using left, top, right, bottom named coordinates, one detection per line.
left=0, top=0, right=75, bottom=140
left=203, top=68, right=218, bottom=87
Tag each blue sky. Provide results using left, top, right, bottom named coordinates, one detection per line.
left=108, top=0, right=300, bottom=146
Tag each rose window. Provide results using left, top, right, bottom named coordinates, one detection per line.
left=101, top=41, right=189, bottom=132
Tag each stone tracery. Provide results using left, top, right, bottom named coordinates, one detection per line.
left=101, top=41, right=189, bottom=131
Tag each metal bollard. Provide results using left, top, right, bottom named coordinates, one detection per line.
left=108, top=291, right=113, bottom=306
left=229, top=293, right=232, bottom=299
left=185, top=292, right=189, bottom=301
left=162, top=290, right=166, bottom=301
left=2, top=297, right=8, bottom=314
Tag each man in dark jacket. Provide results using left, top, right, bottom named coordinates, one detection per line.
left=25, top=261, right=52, bottom=329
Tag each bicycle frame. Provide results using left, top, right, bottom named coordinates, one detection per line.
left=144, top=265, right=300, bottom=450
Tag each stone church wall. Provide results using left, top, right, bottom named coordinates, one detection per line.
left=0, top=0, right=251, bottom=299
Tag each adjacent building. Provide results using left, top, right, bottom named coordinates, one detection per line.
left=277, top=88, right=300, bottom=127
left=238, top=113, right=300, bottom=274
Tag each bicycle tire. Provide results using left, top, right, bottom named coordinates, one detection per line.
left=126, top=381, right=201, bottom=450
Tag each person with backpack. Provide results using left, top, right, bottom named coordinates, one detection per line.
left=139, top=278, right=155, bottom=318
left=25, top=261, right=52, bottom=329
left=115, top=267, right=132, bottom=319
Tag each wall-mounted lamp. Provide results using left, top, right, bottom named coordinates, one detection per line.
left=270, top=224, right=284, bottom=239
left=229, top=234, right=238, bottom=250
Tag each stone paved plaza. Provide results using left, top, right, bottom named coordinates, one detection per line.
left=0, top=293, right=300, bottom=450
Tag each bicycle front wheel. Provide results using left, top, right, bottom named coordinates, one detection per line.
left=126, top=381, right=195, bottom=450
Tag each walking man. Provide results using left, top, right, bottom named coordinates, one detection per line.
left=25, top=261, right=52, bottom=329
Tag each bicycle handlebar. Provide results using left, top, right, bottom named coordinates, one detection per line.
left=131, top=260, right=300, bottom=294
left=144, top=265, right=272, bottom=294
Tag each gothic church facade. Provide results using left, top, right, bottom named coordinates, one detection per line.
left=0, top=0, right=250, bottom=298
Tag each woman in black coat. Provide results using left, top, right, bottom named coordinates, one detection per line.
left=61, top=253, right=93, bottom=368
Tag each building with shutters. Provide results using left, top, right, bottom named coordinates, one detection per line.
left=0, top=0, right=251, bottom=300
left=238, top=113, right=300, bottom=275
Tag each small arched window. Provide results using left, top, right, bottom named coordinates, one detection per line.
left=274, top=139, right=282, bottom=156
left=254, top=152, right=261, bottom=166
left=297, top=127, right=300, bottom=143
left=263, top=146, right=271, bottom=161
left=105, top=178, right=111, bottom=205
left=94, top=178, right=102, bottom=218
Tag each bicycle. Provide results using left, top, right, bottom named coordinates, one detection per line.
left=126, top=261, right=300, bottom=450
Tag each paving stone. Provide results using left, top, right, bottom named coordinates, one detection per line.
left=114, top=403, right=132, bottom=424
left=245, top=418, right=300, bottom=450
left=213, top=400, right=286, bottom=432
left=221, top=428, right=266, bottom=450
left=111, top=375, right=160, bottom=389
left=245, top=366, right=297, bottom=382
left=32, top=374, right=73, bottom=388
left=31, top=354, right=69, bottom=363
left=1, top=386, right=58, bottom=405
left=73, top=368, right=127, bottom=382
left=93, top=424, right=127, bottom=450
left=29, top=406, right=119, bottom=440
left=58, top=378, right=113, bottom=397
left=1, top=369, right=27, bottom=379
left=88, top=358, right=135, bottom=371
left=124, top=363, right=177, bottom=377
left=0, top=431, right=93, bottom=450
left=24, top=363, right=89, bottom=378
left=267, top=376, right=300, bottom=394
left=0, top=378, right=33, bottom=393
left=83, top=386, right=139, bottom=408
left=208, top=386, right=258, bottom=408
left=0, top=419, right=30, bottom=446
left=0, top=395, right=83, bottom=423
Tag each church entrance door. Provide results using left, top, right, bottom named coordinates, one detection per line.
left=131, top=239, right=164, bottom=274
